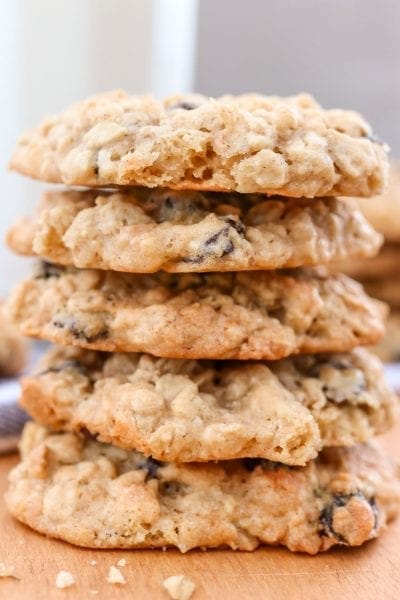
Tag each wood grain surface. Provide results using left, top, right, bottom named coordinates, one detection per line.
left=0, top=425, right=399, bottom=600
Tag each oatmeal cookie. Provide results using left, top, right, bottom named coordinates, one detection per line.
left=9, top=90, right=388, bottom=197
left=8, top=264, right=386, bottom=359
left=20, top=346, right=398, bottom=464
left=352, top=162, right=400, bottom=241
left=372, top=312, right=400, bottom=362
left=6, top=423, right=400, bottom=553
left=6, top=189, right=382, bottom=273
left=331, top=243, right=399, bottom=280
left=362, top=277, right=400, bottom=309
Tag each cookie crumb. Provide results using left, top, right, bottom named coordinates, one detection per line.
left=163, top=574, right=195, bottom=600
left=90, top=560, right=97, bottom=566
left=116, top=558, right=127, bottom=567
left=0, top=563, right=16, bottom=578
left=55, top=571, right=75, bottom=589
left=106, top=566, right=126, bottom=585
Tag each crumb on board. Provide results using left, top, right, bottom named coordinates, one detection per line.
left=90, top=560, right=97, bottom=566
left=55, top=571, right=75, bottom=589
left=106, top=566, right=126, bottom=585
left=162, top=574, right=196, bottom=600
left=0, top=563, right=16, bottom=579
left=117, top=559, right=127, bottom=567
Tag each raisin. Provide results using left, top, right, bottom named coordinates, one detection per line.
left=169, top=101, right=198, bottom=111
left=221, top=240, right=234, bottom=257
left=242, top=458, right=284, bottom=472
left=34, top=261, right=63, bottom=280
left=223, top=217, right=245, bottom=235
left=204, top=227, right=227, bottom=247
left=79, top=427, right=97, bottom=441
left=53, top=317, right=108, bottom=343
left=162, top=481, right=184, bottom=495
left=182, top=254, right=205, bottom=265
left=319, top=492, right=376, bottom=543
left=40, top=360, right=89, bottom=377
left=137, top=457, right=162, bottom=480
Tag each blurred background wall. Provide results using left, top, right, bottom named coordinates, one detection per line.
left=1, top=0, right=399, bottom=293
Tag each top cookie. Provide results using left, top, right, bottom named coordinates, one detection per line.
left=10, top=90, right=388, bottom=197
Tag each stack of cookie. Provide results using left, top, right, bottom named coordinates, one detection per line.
left=5, top=91, right=400, bottom=554
left=334, top=164, right=400, bottom=361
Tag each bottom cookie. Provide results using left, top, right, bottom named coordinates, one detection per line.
left=6, top=423, right=400, bottom=554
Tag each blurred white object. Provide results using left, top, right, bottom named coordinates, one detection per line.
left=151, top=0, right=198, bottom=97
left=0, top=0, right=198, bottom=295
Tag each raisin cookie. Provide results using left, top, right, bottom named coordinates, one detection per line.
left=7, top=189, right=382, bottom=273
left=9, top=90, right=388, bottom=197
left=0, top=301, right=27, bottom=376
left=20, top=346, right=398, bottom=464
left=372, top=313, right=400, bottom=362
left=8, top=263, right=386, bottom=359
left=361, top=278, right=400, bottom=310
left=331, top=244, right=399, bottom=280
left=6, top=423, right=400, bottom=553
left=352, top=162, right=400, bottom=241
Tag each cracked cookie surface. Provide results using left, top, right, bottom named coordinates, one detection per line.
left=8, top=264, right=386, bottom=359
left=20, top=346, right=398, bottom=464
left=6, top=189, right=382, bottom=273
left=6, top=423, right=400, bottom=553
left=9, top=90, right=388, bottom=197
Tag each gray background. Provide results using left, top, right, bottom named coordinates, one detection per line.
left=195, top=0, right=400, bottom=153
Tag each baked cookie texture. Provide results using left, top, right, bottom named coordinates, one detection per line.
left=373, top=313, right=400, bottom=362
left=8, top=263, right=387, bottom=359
left=352, top=162, right=400, bottom=241
left=6, top=423, right=400, bottom=554
left=9, top=90, right=388, bottom=197
left=20, top=346, right=398, bottom=464
left=362, top=278, right=400, bottom=310
left=331, top=244, right=399, bottom=280
left=6, top=189, right=382, bottom=274
left=0, top=301, right=27, bottom=376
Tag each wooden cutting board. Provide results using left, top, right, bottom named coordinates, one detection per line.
left=1, top=425, right=399, bottom=600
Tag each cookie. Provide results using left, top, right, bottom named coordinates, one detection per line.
left=8, top=263, right=386, bottom=359
left=9, top=90, right=388, bottom=197
left=362, top=277, right=400, bottom=309
left=331, top=243, right=399, bottom=280
left=20, top=346, right=398, bottom=464
left=6, top=189, right=382, bottom=273
left=372, top=312, right=400, bottom=362
left=353, top=162, right=400, bottom=241
left=0, top=301, right=27, bottom=376
left=6, top=423, right=400, bottom=553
